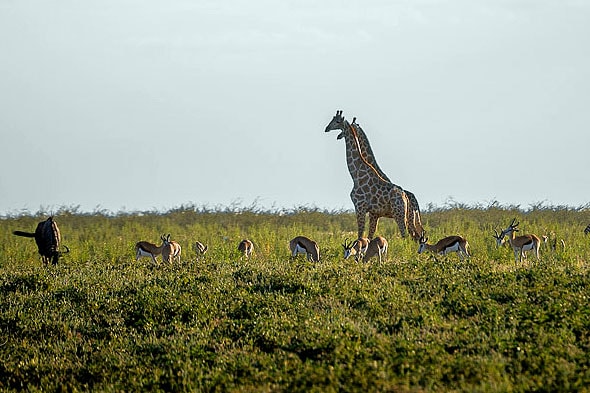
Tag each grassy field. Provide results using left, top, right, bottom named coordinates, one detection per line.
left=1, top=205, right=590, bottom=392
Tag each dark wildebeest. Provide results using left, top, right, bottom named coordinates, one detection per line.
left=13, top=216, right=69, bottom=264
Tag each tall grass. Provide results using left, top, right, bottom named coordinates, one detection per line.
left=1, top=205, right=589, bottom=391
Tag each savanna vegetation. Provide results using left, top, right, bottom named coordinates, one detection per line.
left=1, top=203, right=590, bottom=392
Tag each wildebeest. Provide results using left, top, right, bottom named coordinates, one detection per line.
left=13, top=216, right=69, bottom=264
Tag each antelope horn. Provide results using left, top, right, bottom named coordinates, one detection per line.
left=509, top=218, right=518, bottom=228
left=419, top=230, right=427, bottom=242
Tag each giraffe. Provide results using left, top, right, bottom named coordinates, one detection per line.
left=325, top=110, right=409, bottom=239
left=350, top=117, right=424, bottom=241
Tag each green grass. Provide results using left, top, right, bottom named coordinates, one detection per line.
left=1, top=206, right=590, bottom=391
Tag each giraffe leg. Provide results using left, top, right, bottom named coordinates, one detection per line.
left=401, top=193, right=416, bottom=239
left=406, top=207, right=418, bottom=240
left=368, top=213, right=379, bottom=239
left=413, top=209, right=424, bottom=237
left=406, top=193, right=424, bottom=240
left=394, top=212, right=407, bottom=238
left=356, top=210, right=367, bottom=239
left=396, top=193, right=409, bottom=239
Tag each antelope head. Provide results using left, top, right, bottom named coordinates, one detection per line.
left=194, top=241, right=208, bottom=255
left=418, top=231, right=428, bottom=253
left=492, top=229, right=505, bottom=247
left=419, top=231, right=428, bottom=243
left=341, top=238, right=359, bottom=259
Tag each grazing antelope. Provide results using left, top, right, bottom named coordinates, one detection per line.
left=163, top=236, right=182, bottom=263
left=13, top=216, right=69, bottom=265
left=542, top=233, right=565, bottom=252
left=238, top=239, right=254, bottom=258
left=194, top=241, right=208, bottom=256
left=342, top=237, right=370, bottom=261
left=585, top=225, right=590, bottom=235
left=418, top=231, right=470, bottom=261
left=289, top=236, right=320, bottom=262
left=498, top=218, right=541, bottom=263
left=362, top=236, right=388, bottom=263
left=135, top=234, right=168, bottom=263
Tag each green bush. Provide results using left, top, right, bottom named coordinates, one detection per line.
left=1, top=205, right=589, bottom=391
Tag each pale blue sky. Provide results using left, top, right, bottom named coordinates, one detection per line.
left=1, top=1, right=589, bottom=214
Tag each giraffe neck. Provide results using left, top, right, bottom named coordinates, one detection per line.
left=342, top=119, right=361, bottom=180
left=351, top=122, right=391, bottom=183
left=342, top=120, right=388, bottom=185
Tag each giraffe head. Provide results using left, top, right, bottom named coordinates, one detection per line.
left=324, top=110, right=347, bottom=139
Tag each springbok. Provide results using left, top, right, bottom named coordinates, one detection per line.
left=418, top=231, right=470, bottom=261
left=238, top=239, right=254, bottom=258
left=194, top=241, right=208, bottom=256
left=498, top=218, right=541, bottom=263
left=362, top=236, right=388, bottom=263
left=163, top=236, right=182, bottom=263
left=289, top=236, right=320, bottom=262
left=13, top=216, right=69, bottom=265
left=342, top=237, right=370, bottom=261
left=135, top=234, right=168, bottom=263
left=542, top=233, right=565, bottom=252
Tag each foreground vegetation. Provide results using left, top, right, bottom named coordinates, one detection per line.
left=1, top=205, right=590, bottom=392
